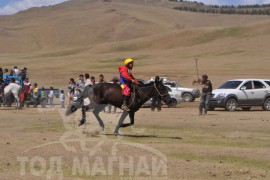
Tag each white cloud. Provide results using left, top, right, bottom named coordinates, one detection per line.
left=190, top=0, right=270, bottom=5
left=0, top=0, right=69, bottom=15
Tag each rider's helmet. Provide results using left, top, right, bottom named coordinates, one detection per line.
left=124, top=58, right=134, bottom=65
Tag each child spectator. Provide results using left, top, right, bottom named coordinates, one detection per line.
left=91, top=76, right=96, bottom=85
left=32, top=83, right=39, bottom=108
left=23, top=77, right=32, bottom=107
left=68, top=78, right=76, bottom=104
left=77, top=74, right=85, bottom=91
left=3, top=69, right=9, bottom=84
left=98, top=74, right=106, bottom=83
left=48, top=87, right=54, bottom=108
left=74, top=86, right=81, bottom=97
left=23, top=67, right=29, bottom=78
left=60, top=90, right=65, bottom=108
left=19, top=68, right=27, bottom=83
left=40, top=87, right=47, bottom=108
left=9, top=69, right=13, bottom=76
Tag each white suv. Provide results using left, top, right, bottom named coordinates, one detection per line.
left=209, top=79, right=270, bottom=111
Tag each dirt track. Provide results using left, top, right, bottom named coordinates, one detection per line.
left=0, top=102, right=269, bottom=180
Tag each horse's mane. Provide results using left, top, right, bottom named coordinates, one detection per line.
left=138, top=81, right=154, bottom=88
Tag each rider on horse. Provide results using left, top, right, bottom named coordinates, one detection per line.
left=119, top=58, right=139, bottom=111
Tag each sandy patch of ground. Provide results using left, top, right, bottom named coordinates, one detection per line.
left=0, top=102, right=269, bottom=179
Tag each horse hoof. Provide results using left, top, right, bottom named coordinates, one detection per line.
left=71, top=106, right=77, bottom=112
left=114, top=132, right=120, bottom=136
left=78, top=119, right=86, bottom=126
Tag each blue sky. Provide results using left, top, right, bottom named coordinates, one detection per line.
left=1, top=0, right=270, bottom=15
left=187, top=0, right=270, bottom=6
left=0, top=0, right=69, bottom=15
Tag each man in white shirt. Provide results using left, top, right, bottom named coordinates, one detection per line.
left=13, top=66, right=20, bottom=76
left=84, top=73, right=92, bottom=87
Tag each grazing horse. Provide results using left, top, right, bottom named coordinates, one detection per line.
left=4, top=83, right=22, bottom=109
left=66, top=79, right=172, bottom=135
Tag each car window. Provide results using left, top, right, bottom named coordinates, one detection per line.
left=164, top=82, right=174, bottom=86
left=253, top=81, right=265, bottom=89
left=218, top=81, right=242, bottom=89
left=264, top=81, right=270, bottom=86
left=243, top=81, right=253, bottom=90
left=166, top=86, right=172, bottom=92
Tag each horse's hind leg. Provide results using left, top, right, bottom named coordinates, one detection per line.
left=114, top=111, right=129, bottom=135
left=14, top=95, right=20, bottom=109
left=120, top=111, right=135, bottom=127
left=93, top=104, right=106, bottom=131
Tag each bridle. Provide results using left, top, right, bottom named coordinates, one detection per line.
left=154, top=83, right=169, bottom=100
left=131, top=82, right=168, bottom=101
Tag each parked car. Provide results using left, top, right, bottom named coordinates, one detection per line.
left=149, top=77, right=200, bottom=102
left=142, top=85, right=183, bottom=108
left=209, top=79, right=270, bottom=111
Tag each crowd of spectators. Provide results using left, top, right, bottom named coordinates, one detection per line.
left=68, top=74, right=119, bottom=113
left=1, top=67, right=120, bottom=112
left=0, top=66, right=58, bottom=109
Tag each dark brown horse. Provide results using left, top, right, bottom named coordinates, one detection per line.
left=66, top=78, right=172, bottom=135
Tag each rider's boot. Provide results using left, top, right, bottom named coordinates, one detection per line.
left=121, top=96, right=130, bottom=111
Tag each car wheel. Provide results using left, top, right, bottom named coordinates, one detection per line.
left=182, top=93, right=193, bottom=102
left=262, top=98, right=270, bottom=111
left=242, top=107, right=251, bottom=111
left=225, top=98, right=237, bottom=111
left=168, top=98, right=177, bottom=108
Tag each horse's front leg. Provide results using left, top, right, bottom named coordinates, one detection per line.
left=78, top=106, right=88, bottom=126
left=120, top=111, right=135, bottom=127
left=114, top=111, right=129, bottom=135
left=93, top=104, right=106, bottom=131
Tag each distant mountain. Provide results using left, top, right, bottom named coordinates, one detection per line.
left=0, top=0, right=269, bottom=54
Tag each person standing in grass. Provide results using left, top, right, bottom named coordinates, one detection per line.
left=91, top=76, right=96, bottom=85
left=32, top=83, right=39, bottom=108
left=40, top=87, right=47, bottom=108
left=84, top=74, right=92, bottom=86
left=48, top=87, right=54, bottom=108
left=151, top=76, right=162, bottom=112
left=199, top=74, right=213, bottom=116
left=23, top=77, right=32, bottom=107
left=60, top=90, right=65, bottom=108
left=77, top=74, right=85, bottom=91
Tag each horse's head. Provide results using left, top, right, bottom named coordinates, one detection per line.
left=154, top=78, right=173, bottom=105
left=65, top=97, right=83, bottom=116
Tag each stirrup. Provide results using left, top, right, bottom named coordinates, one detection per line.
left=121, top=105, right=130, bottom=112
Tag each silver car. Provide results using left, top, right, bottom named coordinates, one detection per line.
left=149, top=77, right=200, bottom=102
left=209, top=79, right=270, bottom=111
left=143, top=85, right=183, bottom=108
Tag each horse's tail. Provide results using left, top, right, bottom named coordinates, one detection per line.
left=4, top=84, right=11, bottom=97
